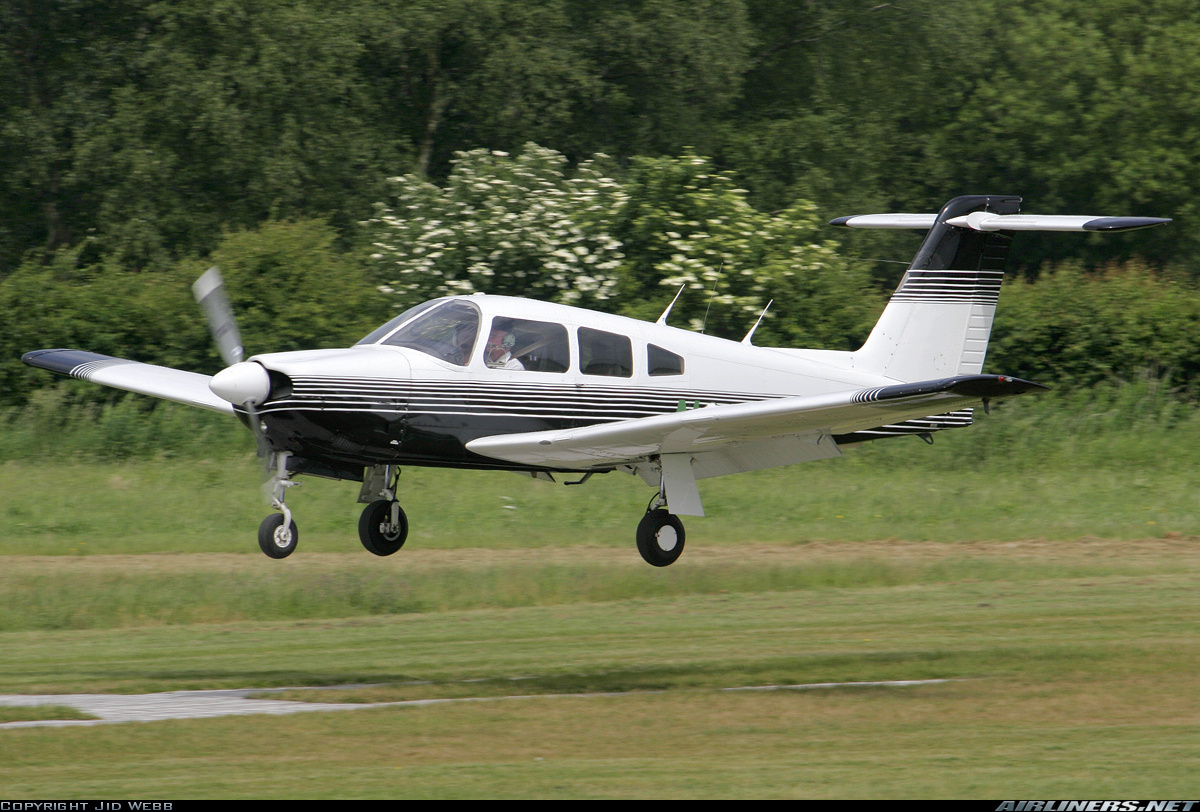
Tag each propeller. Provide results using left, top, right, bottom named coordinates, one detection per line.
left=192, top=266, right=272, bottom=459
left=193, top=267, right=300, bottom=540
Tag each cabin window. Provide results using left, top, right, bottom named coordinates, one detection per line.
left=647, top=344, right=684, bottom=376
left=485, top=318, right=570, bottom=372
left=579, top=327, right=632, bottom=377
left=375, top=299, right=480, bottom=366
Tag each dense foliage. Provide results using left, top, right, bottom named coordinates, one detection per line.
left=2, top=0, right=1197, bottom=414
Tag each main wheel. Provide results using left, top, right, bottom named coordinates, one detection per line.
left=359, top=500, right=408, bottom=556
left=258, top=513, right=298, bottom=559
left=636, top=509, right=685, bottom=567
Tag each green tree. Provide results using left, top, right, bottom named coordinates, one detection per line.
left=988, top=261, right=1200, bottom=390
left=0, top=0, right=147, bottom=268
left=921, top=0, right=1197, bottom=270
left=1, top=218, right=375, bottom=404
left=207, top=218, right=386, bottom=364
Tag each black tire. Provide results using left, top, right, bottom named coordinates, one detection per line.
left=636, top=509, right=685, bottom=567
left=359, top=500, right=408, bottom=556
left=258, top=513, right=298, bottom=559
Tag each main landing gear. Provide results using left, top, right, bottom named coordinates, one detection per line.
left=358, top=499, right=408, bottom=556
left=636, top=494, right=685, bottom=567
left=356, top=464, right=407, bottom=556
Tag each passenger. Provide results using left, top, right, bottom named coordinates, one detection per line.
left=485, top=326, right=524, bottom=370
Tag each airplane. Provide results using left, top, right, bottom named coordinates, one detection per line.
left=21, top=194, right=1170, bottom=566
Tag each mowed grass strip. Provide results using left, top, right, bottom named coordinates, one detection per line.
left=1, top=539, right=1197, bottom=631
left=0, top=567, right=1196, bottom=695
left=0, top=705, right=98, bottom=723
left=0, top=572, right=1198, bottom=797
left=2, top=685, right=1199, bottom=798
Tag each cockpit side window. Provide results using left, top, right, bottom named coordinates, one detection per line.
left=648, top=344, right=684, bottom=376
left=486, top=318, right=570, bottom=372
left=579, top=327, right=632, bottom=377
left=375, top=300, right=480, bottom=366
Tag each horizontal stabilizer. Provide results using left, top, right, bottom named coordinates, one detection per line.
left=466, top=374, right=1045, bottom=470
left=829, top=214, right=937, bottom=229
left=831, top=212, right=1170, bottom=232
left=21, top=349, right=234, bottom=414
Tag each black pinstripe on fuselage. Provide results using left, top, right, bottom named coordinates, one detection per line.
left=246, top=375, right=971, bottom=479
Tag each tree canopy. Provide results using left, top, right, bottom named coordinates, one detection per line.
left=3, top=0, right=1198, bottom=406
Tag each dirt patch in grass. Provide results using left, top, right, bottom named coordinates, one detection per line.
left=4, top=537, right=1198, bottom=575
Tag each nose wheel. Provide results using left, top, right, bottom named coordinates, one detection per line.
left=636, top=508, right=685, bottom=567
left=359, top=500, right=409, bottom=556
left=258, top=513, right=298, bottom=559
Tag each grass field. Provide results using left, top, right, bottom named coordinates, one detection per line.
left=2, top=388, right=1199, bottom=797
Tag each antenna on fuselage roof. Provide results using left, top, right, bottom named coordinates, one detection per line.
left=699, top=263, right=723, bottom=334
left=656, top=285, right=685, bottom=325
left=741, top=300, right=772, bottom=346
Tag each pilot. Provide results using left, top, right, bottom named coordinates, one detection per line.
left=485, top=325, right=524, bottom=370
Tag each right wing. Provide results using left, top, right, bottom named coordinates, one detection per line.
left=22, top=349, right=234, bottom=414
left=467, top=374, right=1044, bottom=517
left=467, top=374, right=1045, bottom=470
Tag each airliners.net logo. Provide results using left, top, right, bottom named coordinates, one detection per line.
left=997, top=803, right=1197, bottom=811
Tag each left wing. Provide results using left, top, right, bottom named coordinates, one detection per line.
left=467, top=373, right=1044, bottom=471
left=22, top=349, right=234, bottom=414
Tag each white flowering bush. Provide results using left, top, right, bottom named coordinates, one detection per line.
left=368, top=145, right=877, bottom=347
left=368, top=144, right=627, bottom=305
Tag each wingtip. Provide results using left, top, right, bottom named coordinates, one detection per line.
left=1082, top=216, right=1172, bottom=232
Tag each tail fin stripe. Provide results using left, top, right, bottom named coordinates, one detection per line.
left=891, top=268, right=1004, bottom=305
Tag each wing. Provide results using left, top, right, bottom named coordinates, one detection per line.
left=467, top=373, right=1044, bottom=473
left=22, top=349, right=234, bottom=414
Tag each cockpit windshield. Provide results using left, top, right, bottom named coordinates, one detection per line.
left=357, top=299, right=480, bottom=366
left=356, top=299, right=445, bottom=346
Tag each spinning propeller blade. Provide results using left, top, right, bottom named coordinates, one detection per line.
left=192, top=267, right=245, bottom=367
left=192, top=266, right=272, bottom=467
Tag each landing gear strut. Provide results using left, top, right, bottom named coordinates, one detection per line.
left=636, top=494, right=685, bottom=567
left=259, top=451, right=300, bottom=559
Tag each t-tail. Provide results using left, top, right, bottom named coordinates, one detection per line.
left=828, top=195, right=1170, bottom=383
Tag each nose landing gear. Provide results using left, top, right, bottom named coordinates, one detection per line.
left=259, top=451, right=301, bottom=559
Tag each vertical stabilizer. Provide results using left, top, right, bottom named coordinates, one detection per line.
left=842, top=195, right=1020, bottom=382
